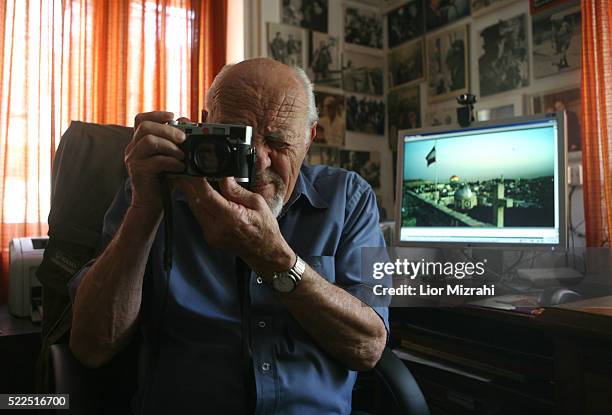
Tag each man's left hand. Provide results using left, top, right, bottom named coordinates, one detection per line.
left=175, top=177, right=295, bottom=278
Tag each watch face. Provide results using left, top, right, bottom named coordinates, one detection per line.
left=272, top=275, right=295, bottom=293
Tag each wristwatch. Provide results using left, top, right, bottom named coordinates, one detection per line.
left=268, top=256, right=306, bottom=293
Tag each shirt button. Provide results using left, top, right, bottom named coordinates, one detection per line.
left=256, top=277, right=263, bottom=284
left=257, top=321, right=266, bottom=328
left=261, top=362, right=271, bottom=371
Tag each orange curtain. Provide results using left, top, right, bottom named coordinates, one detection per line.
left=581, top=0, right=612, bottom=247
left=0, top=0, right=227, bottom=304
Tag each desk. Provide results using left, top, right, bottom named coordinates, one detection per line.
left=390, top=301, right=612, bottom=415
left=0, top=305, right=41, bottom=393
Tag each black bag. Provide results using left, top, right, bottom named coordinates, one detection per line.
left=35, top=120, right=132, bottom=392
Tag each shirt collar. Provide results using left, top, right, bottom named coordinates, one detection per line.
left=287, top=164, right=329, bottom=210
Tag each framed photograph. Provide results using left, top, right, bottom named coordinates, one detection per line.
left=307, top=146, right=340, bottom=166
left=425, top=0, right=470, bottom=32
left=346, top=93, right=385, bottom=135
left=387, top=84, right=421, bottom=151
left=314, top=91, right=346, bottom=146
left=387, top=0, right=424, bottom=49
left=339, top=149, right=382, bottom=190
left=308, top=31, right=341, bottom=88
left=528, top=86, right=582, bottom=152
left=267, top=23, right=307, bottom=68
left=471, top=0, right=518, bottom=17
left=476, top=95, right=524, bottom=121
left=281, top=0, right=328, bottom=33
left=426, top=24, right=469, bottom=103
left=530, top=0, right=573, bottom=14
left=532, top=3, right=581, bottom=79
left=344, top=4, right=383, bottom=51
left=388, top=39, right=425, bottom=89
left=425, top=105, right=457, bottom=127
left=477, top=14, right=529, bottom=97
left=342, top=50, right=384, bottom=95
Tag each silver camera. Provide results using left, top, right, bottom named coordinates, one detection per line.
left=168, top=121, right=256, bottom=183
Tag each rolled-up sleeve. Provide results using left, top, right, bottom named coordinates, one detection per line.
left=67, top=179, right=132, bottom=302
left=334, top=175, right=390, bottom=335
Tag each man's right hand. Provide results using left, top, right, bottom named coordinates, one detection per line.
left=125, top=111, right=186, bottom=212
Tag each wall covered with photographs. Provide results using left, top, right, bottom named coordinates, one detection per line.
left=246, top=0, right=583, bottom=235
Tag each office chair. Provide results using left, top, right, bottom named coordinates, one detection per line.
left=50, top=342, right=429, bottom=415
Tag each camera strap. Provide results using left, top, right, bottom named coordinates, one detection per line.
left=236, top=258, right=256, bottom=414
left=139, top=175, right=173, bottom=414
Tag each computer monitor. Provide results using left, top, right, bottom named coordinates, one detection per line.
left=394, top=112, right=567, bottom=249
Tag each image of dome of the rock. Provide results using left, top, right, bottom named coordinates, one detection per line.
left=401, top=128, right=556, bottom=228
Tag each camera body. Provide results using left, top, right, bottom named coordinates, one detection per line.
left=168, top=121, right=256, bottom=183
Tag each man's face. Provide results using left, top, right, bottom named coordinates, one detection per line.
left=207, top=61, right=313, bottom=215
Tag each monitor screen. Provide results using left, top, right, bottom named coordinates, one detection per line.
left=395, top=113, right=567, bottom=249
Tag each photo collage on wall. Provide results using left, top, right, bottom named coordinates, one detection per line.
left=266, top=0, right=385, bottom=186
left=381, top=0, right=581, bottom=154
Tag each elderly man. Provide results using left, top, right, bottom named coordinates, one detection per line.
left=69, top=58, right=388, bottom=414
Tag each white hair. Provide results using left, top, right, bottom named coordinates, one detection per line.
left=289, top=65, right=319, bottom=142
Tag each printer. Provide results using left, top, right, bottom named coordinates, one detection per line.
left=8, top=236, right=48, bottom=322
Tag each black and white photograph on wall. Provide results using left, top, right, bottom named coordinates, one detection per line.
left=314, top=91, right=346, bottom=146
left=471, top=0, right=518, bottom=17
left=530, top=86, right=582, bottom=151
left=342, top=51, right=384, bottom=95
left=282, top=0, right=328, bottom=33
left=339, top=150, right=382, bottom=190
left=532, top=3, right=581, bottom=78
left=425, top=0, right=471, bottom=32
left=307, top=146, right=340, bottom=166
left=388, top=39, right=424, bottom=89
left=387, top=0, right=424, bottom=49
left=308, top=31, right=341, bottom=88
left=387, top=84, right=421, bottom=151
left=426, top=24, right=468, bottom=102
left=344, top=5, right=383, bottom=50
left=425, top=106, right=456, bottom=127
left=478, top=14, right=529, bottom=97
left=267, top=23, right=307, bottom=68
left=346, top=94, right=385, bottom=135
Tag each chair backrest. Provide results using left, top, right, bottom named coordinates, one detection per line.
left=36, top=121, right=132, bottom=392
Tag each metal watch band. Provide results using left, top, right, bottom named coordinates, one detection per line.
left=286, top=256, right=306, bottom=283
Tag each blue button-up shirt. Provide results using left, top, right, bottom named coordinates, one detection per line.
left=72, top=163, right=388, bottom=415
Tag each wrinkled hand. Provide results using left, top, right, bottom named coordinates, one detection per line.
left=176, top=176, right=296, bottom=277
left=125, top=112, right=188, bottom=212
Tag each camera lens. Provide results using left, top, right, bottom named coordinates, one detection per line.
left=193, top=139, right=231, bottom=176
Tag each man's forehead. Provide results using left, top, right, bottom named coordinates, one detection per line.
left=215, top=80, right=307, bottom=127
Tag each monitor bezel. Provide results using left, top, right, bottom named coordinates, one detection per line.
left=394, top=112, right=568, bottom=251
